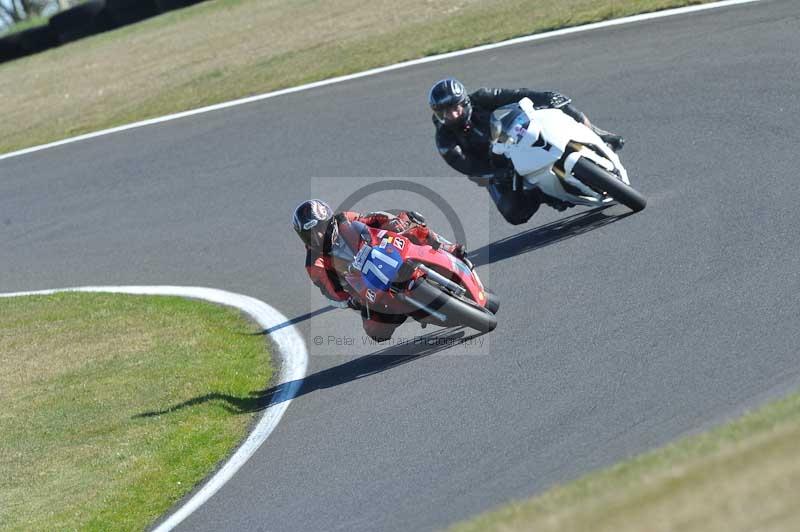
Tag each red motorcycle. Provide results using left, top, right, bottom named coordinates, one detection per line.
left=328, top=220, right=499, bottom=334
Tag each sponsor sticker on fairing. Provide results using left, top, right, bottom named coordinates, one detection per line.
left=393, top=237, right=405, bottom=250
left=379, top=236, right=398, bottom=249
left=366, top=289, right=377, bottom=303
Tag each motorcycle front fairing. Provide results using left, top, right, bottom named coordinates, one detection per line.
left=496, top=106, right=568, bottom=182
left=343, top=227, right=489, bottom=313
left=527, top=106, right=629, bottom=186
left=400, top=238, right=487, bottom=306
left=492, top=98, right=629, bottom=205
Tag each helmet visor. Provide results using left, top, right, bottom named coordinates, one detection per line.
left=304, top=220, right=330, bottom=250
left=433, top=103, right=467, bottom=125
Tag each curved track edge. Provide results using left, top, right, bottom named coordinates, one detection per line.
left=0, top=286, right=309, bottom=532
left=0, top=0, right=760, bottom=162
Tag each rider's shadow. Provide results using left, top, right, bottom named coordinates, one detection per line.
left=134, top=328, right=479, bottom=418
left=469, top=205, right=633, bottom=267
left=269, top=327, right=480, bottom=401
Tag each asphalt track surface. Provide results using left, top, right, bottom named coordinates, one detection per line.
left=2, top=1, right=799, bottom=530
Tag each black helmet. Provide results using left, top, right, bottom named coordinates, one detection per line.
left=292, top=199, right=333, bottom=250
left=429, top=78, right=472, bottom=129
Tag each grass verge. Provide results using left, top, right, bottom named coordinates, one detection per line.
left=0, top=16, right=48, bottom=37
left=450, top=391, right=800, bottom=532
left=0, top=0, right=715, bottom=154
left=0, top=292, right=272, bottom=531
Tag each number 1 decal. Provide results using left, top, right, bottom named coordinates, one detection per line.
left=362, top=249, right=398, bottom=285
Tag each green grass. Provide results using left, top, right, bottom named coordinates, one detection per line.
left=0, top=0, right=714, bottom=154
left=0, top=292, right=272, bottom=531
left=450, top=391, right=800, bottom=532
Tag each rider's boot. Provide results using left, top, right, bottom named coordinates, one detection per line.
left=590, top=124, right=625, bottom=152
left=444, top=242, right=475, bottom=270
left=438, top=240, right=466, bottom=260
left=445, top=242, right=466, bottom=260
left=542, top=195, right=574, bottom=212
left=429, top=234, right=473, bottom=269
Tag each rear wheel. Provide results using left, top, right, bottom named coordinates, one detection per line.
left=572, top=157, right=647, bottom=213
left=407, top=280, right=497, bottom=333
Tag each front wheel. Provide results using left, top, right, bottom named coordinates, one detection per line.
left=405, top=280, right=497, bottom=333
left=572, top=157, right=647, bottom=213
left=484, top=289, right=500, bottom=315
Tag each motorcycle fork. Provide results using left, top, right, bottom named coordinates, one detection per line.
left=512, top=173, right=522, bottom=192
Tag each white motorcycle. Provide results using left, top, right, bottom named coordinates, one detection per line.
left=488, top=97, right=646, bottom=213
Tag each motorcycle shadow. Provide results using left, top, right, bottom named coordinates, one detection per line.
left=252, top=305, right=337, bottom=335
left=470, top=205, right=632, bottom=267
left=134, top=327, right=480, bottom=418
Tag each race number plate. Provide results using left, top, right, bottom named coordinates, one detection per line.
left=352, top=245, right=372, bottom=271
left=361, top=245, right=402, bottom=292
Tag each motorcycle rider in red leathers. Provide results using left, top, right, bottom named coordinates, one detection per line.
left=293, top=199, right=466, bottom=342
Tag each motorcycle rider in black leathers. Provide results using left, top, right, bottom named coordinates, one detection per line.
left=430, top=78, right=625, bottom=225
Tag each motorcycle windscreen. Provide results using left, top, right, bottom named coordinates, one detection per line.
left=490, top=104, right=530, bottom=145
left=361, top=244, right=403, bottom=292
left=330, top=219, right=372, bottom=272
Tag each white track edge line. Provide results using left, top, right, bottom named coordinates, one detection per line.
left=0, top=286, right=309, bottom=532
left=0, top=0, right=760, bottom=162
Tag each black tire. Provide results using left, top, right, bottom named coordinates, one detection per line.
left=407, top=280, right=497, bottom=333
left=572, top=157, right=647, bottom=213
left=49, top=1, right=110, bottom=44
left=484, top=290, right=500, bottom=315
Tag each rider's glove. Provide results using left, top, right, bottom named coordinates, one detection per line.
left=427, top=236, right=442, bottom=250
left=386, top=217, right=408, bottom=233
left=405, top=211, right=426, bottom=226
left=546, top=92, right=572, bottom=109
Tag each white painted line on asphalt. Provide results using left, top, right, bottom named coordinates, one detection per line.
left=0, top=286, right=309, bottom=532
left=0, top=0, right=760, bottom=162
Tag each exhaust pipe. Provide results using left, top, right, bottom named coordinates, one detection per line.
left=415, top=264, right=466, bottom=296
left=396, top=292, right=447, bottom=323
